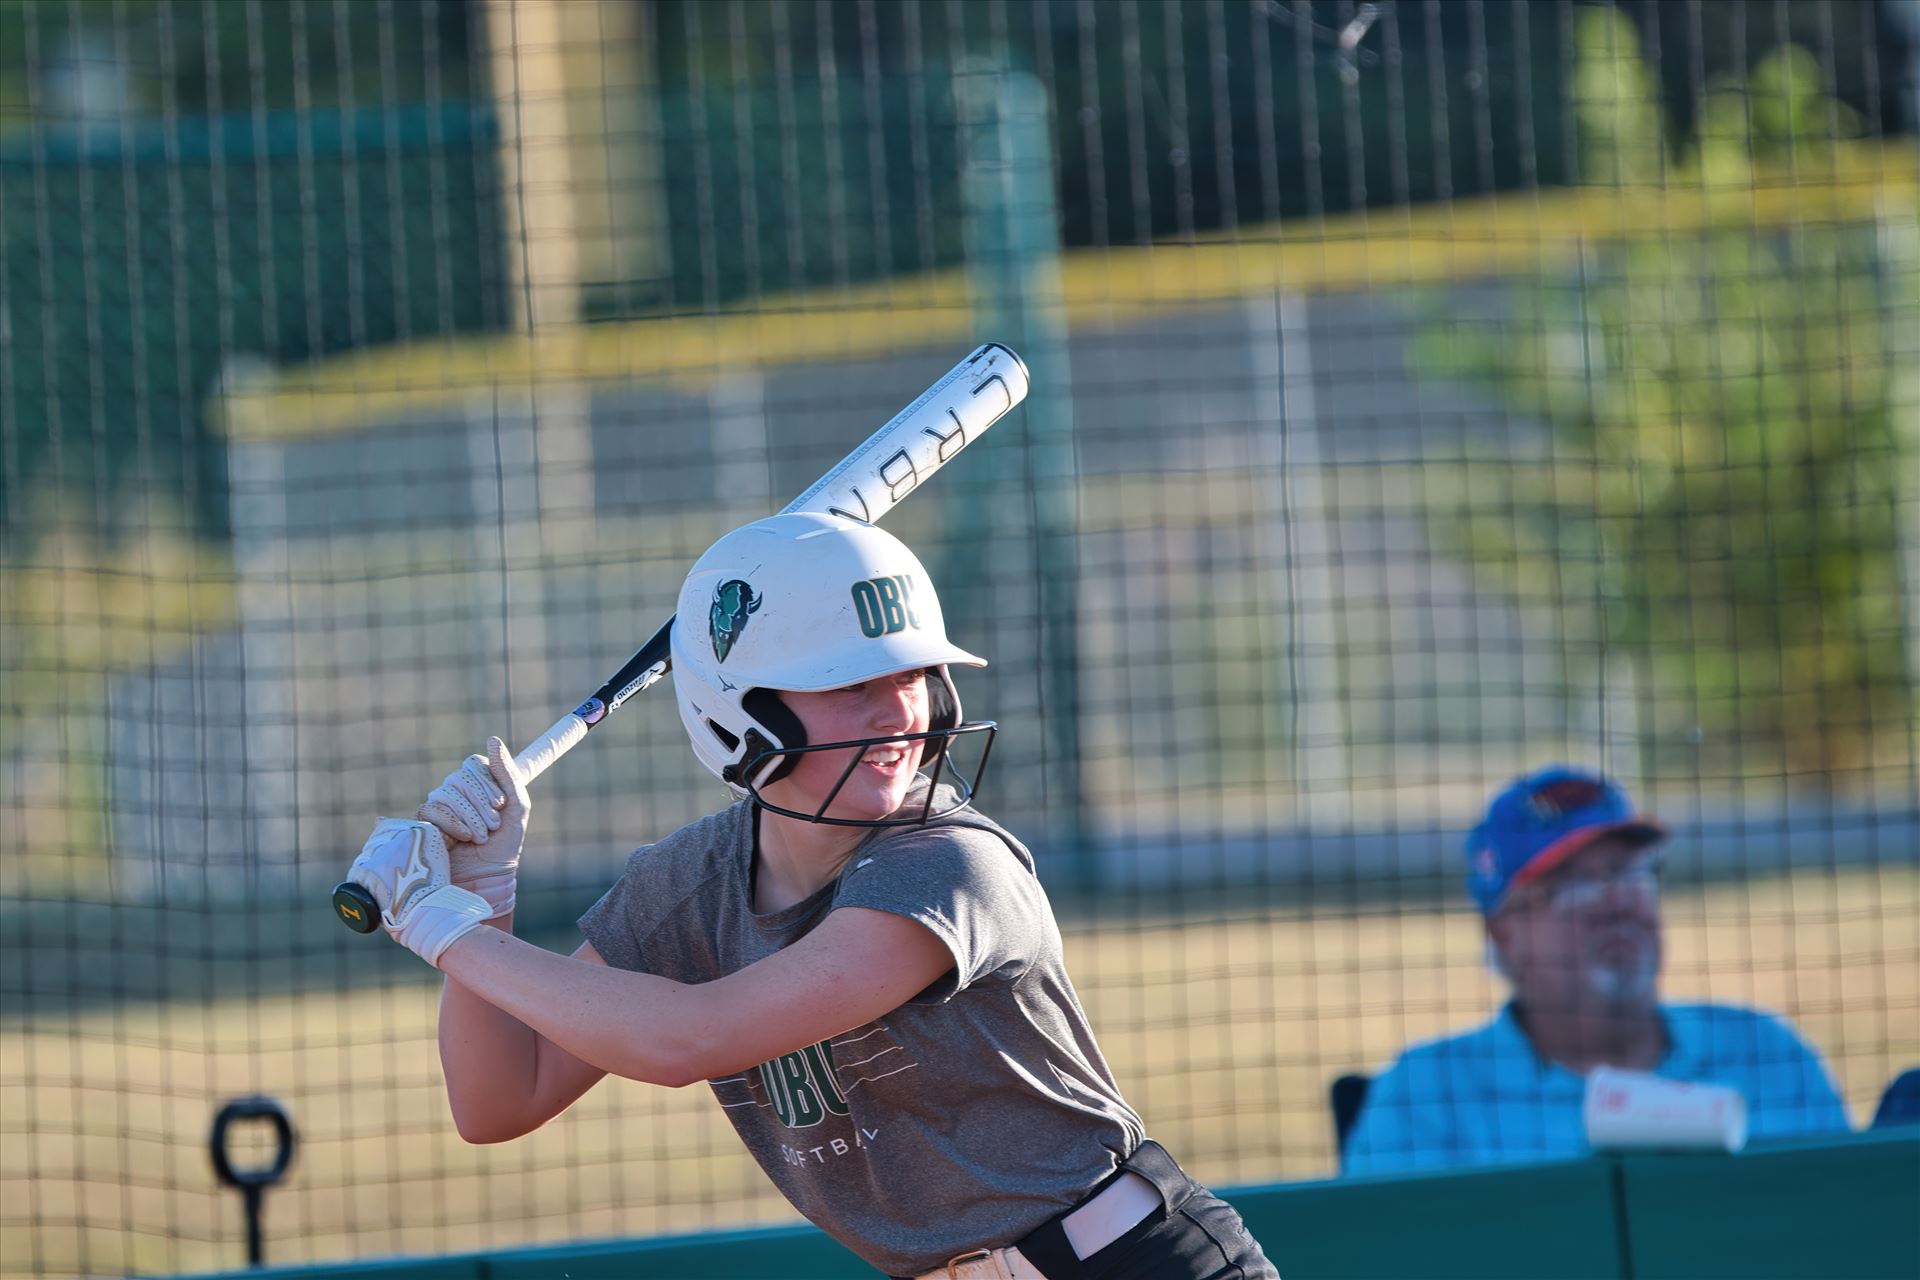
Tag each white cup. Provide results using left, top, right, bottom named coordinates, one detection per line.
left=1584, top=1067, right=1748, bottom=1153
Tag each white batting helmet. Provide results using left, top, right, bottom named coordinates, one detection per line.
left=670, top=512, right=988, bottom=805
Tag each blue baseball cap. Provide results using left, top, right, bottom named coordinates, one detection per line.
left=1465, top=765, right=1667, bottom=914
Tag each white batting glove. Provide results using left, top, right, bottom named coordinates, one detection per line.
left=347, top=818, right=492, bottom=966
left=415, top=736, right=529, bottom=918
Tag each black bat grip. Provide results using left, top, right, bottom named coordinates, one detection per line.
left=331, top=881, right=381, bottom=933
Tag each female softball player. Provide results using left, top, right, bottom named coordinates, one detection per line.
left=346, top=512, right=1277, bottom=1279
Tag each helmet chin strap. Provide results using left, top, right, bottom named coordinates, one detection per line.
left=739, top=690, right=807, bottom=784
left=721, top=729, right=779, bottom=787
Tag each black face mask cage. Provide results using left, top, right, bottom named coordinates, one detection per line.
left=733, top=720, right=998, bottom=827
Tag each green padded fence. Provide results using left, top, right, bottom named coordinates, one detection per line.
left=192, top=1130, right=1918, bottom=1280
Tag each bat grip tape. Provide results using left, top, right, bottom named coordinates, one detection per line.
left=515, top=712, right=590, bottom=783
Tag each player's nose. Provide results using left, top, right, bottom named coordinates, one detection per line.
left=869, top=678, right=918, bottom=734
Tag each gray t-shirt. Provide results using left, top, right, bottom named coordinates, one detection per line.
left=578, top=790, right=1145, bottom=1277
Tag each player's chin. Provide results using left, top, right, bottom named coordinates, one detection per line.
left=829, top=767, right=918, bottom=822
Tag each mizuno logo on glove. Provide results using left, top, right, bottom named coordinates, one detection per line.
left=348, top=818, right=492, bottom=967
left=392, top=826, right=435, bottom=915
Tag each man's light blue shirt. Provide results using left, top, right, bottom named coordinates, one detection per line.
left=1342, top=1002, right=1849, bottom=1177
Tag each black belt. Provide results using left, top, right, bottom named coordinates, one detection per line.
left=894, top=1140, right=1197, bottom=1280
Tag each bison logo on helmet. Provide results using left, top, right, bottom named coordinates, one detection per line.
left=710, top=579, right=763, bottom=663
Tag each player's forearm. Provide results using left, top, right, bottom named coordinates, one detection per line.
left=436, top=920, right=607, bottom=1142
left=438, top=926, right=710, bottom=1088
left=439, top=973, right=541, bottom=1140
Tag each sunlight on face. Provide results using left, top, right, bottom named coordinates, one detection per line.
left=1491, top=837, right=1666, bottom=1010
left=759, top=670, right=931, bottom=822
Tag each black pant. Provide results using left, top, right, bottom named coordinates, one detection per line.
left=1011, top=1141, right=1278, bottom=1280
left=1050, top=1184, right=1277, bottom=1279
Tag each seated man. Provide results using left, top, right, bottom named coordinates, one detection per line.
left=1343, top=765, right=1848, bottom=1176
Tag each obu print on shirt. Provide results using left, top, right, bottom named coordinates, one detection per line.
left=712, top=1021, right=919, bottom=1132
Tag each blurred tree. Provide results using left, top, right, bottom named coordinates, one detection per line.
left=1620, top=0, right=1914, bottom=144
left=1417, top=7, right=1915, bottom=782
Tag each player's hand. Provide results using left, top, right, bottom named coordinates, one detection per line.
left=346, top=818, right=492, bottom=966
left=416, top=736, right=529, bottom=917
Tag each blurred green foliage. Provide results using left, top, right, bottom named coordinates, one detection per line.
left=1417, top=8, right=1916, bottom=779
left=3, top=0, right=1910, bottom=538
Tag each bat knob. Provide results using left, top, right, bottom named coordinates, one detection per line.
left=331, top=881, right=382, bottom=934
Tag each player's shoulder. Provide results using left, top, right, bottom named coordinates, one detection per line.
left=620, top=799, right=751, bottom=891
left=861, top=799, right=1037, bottom=876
